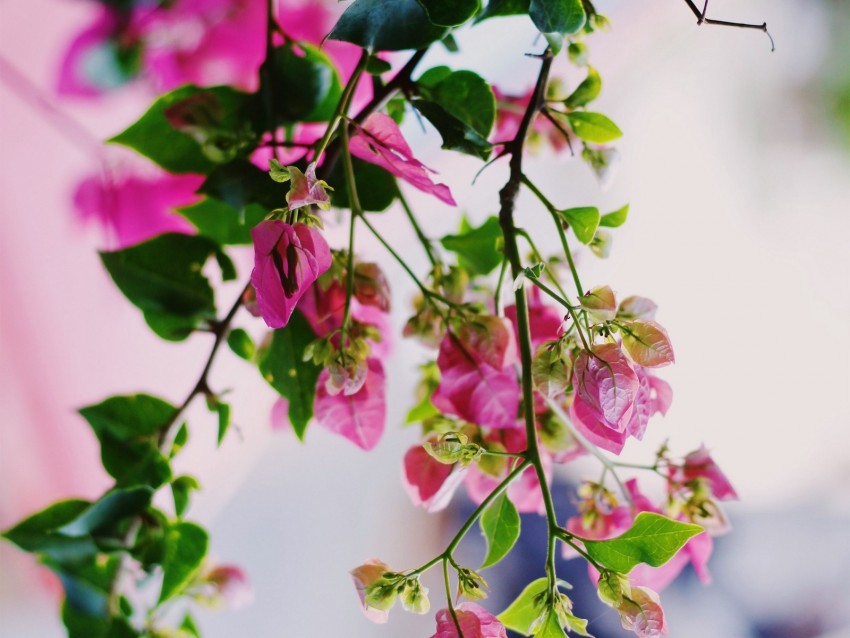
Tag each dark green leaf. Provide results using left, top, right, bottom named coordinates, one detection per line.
left=159, top=522, right=209, bottom=603
left=2, top=500, right=99, bottom=561
left=216, top=401, right=231, bottom=446
left=227, top=328, right=256, bottom=361
left=365, top=56, right=393, bottom=75
left=417, top=66, right=454, bottom=88
left=329, top=0, right=449, bottom=51
left=100, top=234, right=221, bottom=340
left=180, top=614, right=201, bottom=638
left=476, top=0, right=529, bottom=23
left=565, top=111, right=622, bottom=144
left=583, top=512, right=703, bottom=573
left=200, top=160, right=282, bottom=211
left=171, top=476, right=201, bottom=518
left=498, top=577, right=549, bottom=635
left=180, top=199, right=267, bottom=246
left=599, top=204, right=628, bottom=228
left=416, top=0, right=481, bottom=26
left=109, top=85, right=251, bottom=174
left=58, top=487, right=152, bottom=537
left=441, top=216, right=503, bottom=275
left=214, top=248, right=237, bottom=281
left=419, top=69, right=496, bottom=138
left=480, top=493, right=521, bottom=568
left=529, top=0, right=586, bottom=49
left=258, top=312, right=322, bottom=439
left=171, top=423, right=189, bottom=457
left=268, top=43, right=342, bottom=123
left=328, top=157, right=398, bottom=212
left=414, top=100, right=493, bottom=160
left=564, top=66, right=601, bottom=108
left=556, top=206, right=599, bottom=245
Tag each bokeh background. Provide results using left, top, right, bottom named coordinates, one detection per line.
left=1, top=0, right=848, bottom=636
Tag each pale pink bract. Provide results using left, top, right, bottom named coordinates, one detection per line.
left=350, top=558, right=392, bottom=624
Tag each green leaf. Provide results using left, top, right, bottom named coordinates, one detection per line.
left=557, top=207, right=599, bottom=245
left=227, top=328, right=256, bottom=361
left=328, top=157, right=398, bottom=212
left=2, top=500, right=98, bottom=561
left=566, top=111, right=622, bottom=144
left=258, top=312, right=322, bottom=439
left=329, top=0, right=449, bottom=51
left=179, top=199, right=266, bottom=246
left=57, top=487, right=153, bottom=537
left=365, top=55, right=392, bottom=75
left=180, top=614, right=201, bottom=638
left=441, top=216, right=503, bottom=275
left=159, top=522, right=209, bottom=603
left=417, top=0, right=481, bottom=26
left=498, top=577, right=549, bottom=635
left=564, top=66, right=601, bottom=108
left=49, top=555, right=122, bottom=618
left=171, top=476, right=201, bottom=518
left=599, top=204, right=629, bottom=228
left=619, top=320, right=675, bottom=368
left=529, top=0, right=586, bottom=50
left=536, top=612, right=567, bottom=638
left=583, top=512, right=703, bottom=573
left=216, top=401, right=231, bottom=446
left=79, top=394, right=176, bottom=487
left=418, top=69, right=496, bottom=138
left=476, top=0, right=529, bottom=23
left=268, top=43, right=342, bottom=123
left=100, top=234, right=221, bottom=341
left=413, top=100, right=493, bottom=160
left=109, top=85, right=250, bottom=174
left=480, top=493, right=521, bottom=568
left=199, top=160, right=281, bottom=211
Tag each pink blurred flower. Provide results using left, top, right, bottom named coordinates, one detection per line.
left=350, top=558, right=392, bottom=624
left=492, top=87, right=571, bottom=153
left=57, top=6, right=130, bottom=96
left=197, top=563, right=254, bottom=610
left=73, top=170, right=201, bottom=249
left=349, top=113, right=456, bottom=206
left=464, top=460, right=550, bottom=515
left=250, top=220, right=331, bottom=329
left=432, top=333, right=520, bottom=430
left=431, top=603, right=508, bottom=638
left=671, top=446, right=738, bottom=501
left=314, top=358, right=386, bottom=450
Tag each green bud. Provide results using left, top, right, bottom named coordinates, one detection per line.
left=456, top=567, right=489, bottom=601
left=399, top=577, right=430, bottom=614
left=597, top=570, right=630, bottom=608
left=364, top=572, right=403, bottom=612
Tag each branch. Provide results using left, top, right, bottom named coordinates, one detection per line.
left=681, top=0, right=775, bottom=51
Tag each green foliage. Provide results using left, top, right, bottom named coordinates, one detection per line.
left=417, top=0, right=481, bottom=26
left=159, top=521, right=209, bottom=603
left=2, top=500, right=96, bottom=562
left=109, top=85, right=252, bottom=174
left=498, top=577, right=549, bottom=634
left=200, top=160, right=282, bottom=211
left=564, top=66, right=601, bottom=108
left=100, top=234, right=225, bottom=341
left=529, top=0, right=586, bottom=53
left=268, top=43, right=342, bottom=123
left=215, top=401, right=231, bottom=446
left=599, top=204, right=629, bottom=228
left=441, top=216, right=503, bottom=275
left=57, top=487, right=153, bottom=537
left=258, top=312, right=322, bottom=439
left=329, top=0, right=449, bottom=51
left=328, top=157, right=398, bottom=212
left=179, top=198, right=267, bottom=246
left=227, top=328, right=256, bottom=361
left=79, top=394, right=176, bottom=487
left=171, top=476, right=201, bottom=518
left=557, top=207, right=600, bottom=245
left=476, top=0, right=529, bottom=23
left=566, top=111, right=622, bottom=144
left=414, top=100, right=493, bottom=159
left=583, top=512, right=703, bottom=573
left=536, top=612, right=567, bottom=638
left=480, top=493, right=521, bottom=568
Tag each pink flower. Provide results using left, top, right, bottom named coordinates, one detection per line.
left=73, top=170, right=201, bottom=249
left=250, top=220, right=331, bottom=329
left=617, top=586, right=667, bottom=638
left=349, top=113, right=456, bottom=206
left=570, top=345, right=671, bottom=455
left=57, top=7, right=128, bottom=96
left=432, top=333, right=520, bottom=430
left=314, top=358, right=386, bottom=450
left=402, top=444, right=467, bottom=512
left=286, top=162, right=332, bottom=210
left=350, top=558, right=393, bottom=624
left=671, top=446, right=738, bottom=501
left=201, top=564, right=254, bottom=610
left=431, top=603, right=508, bottom=638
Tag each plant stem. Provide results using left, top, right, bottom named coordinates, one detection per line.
left=443, top=558, right=463, bottom=634
left=340, top=125, right=361, bottom=333
left=398, top=190, right=438, bottom=267
left=314, top=50, right=369, bottom=161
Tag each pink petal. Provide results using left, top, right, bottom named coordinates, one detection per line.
left=314, top=358, right=386, bottom=450
left=618, top=586, right=667, bottom=637
left=349, top=113, right=456, bottom=206
left=574, top=344, right=639, bottom=429
left=431, top=603, right=508, bottom=638
left=350, top=558, right=392, bottom=624
left=402, top=445, right=466, bottom=512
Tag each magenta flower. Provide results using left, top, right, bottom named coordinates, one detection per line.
left=73, top=170, right=202, bottom=249
left=431, top=603, right=508, bottom=638
left=314, top=358, right=386, bottom=451
left=285, top=162, right=332, bottom=211
left=250, top=220, right=331, bottom=329
left=432, top=333, right=520, bottom=430
left=349, top=113, right=456, bottom=206
left=402, top=444, right=467, bottom=512
left=671, top=446, right=738, bottom=501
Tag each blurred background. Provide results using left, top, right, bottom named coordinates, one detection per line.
left=1, top=0, right=848, bottom=636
